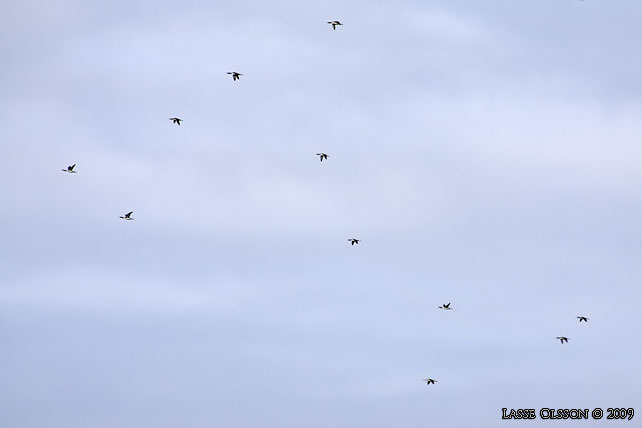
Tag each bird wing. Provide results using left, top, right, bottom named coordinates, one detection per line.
left=70, top=164, right=76, bottom=170
left=125, top=211, right=133, bottom=217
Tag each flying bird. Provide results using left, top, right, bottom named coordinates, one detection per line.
left=577, top=316, right=589, bottom=322
left=169, top=117, right=182, bottom=125
left=556, top=336, right=569, bottom=344
left=227, top=72, right=243, bottom=81
left=422, top=378, right=437, bottom=385
left=348, top=238, right=360, bottom=245
left=120, top=211, right=134, bottom=221
left=327, top=20, right=343, bottom=30
left=62, top=164, right=77, bottom=173
left=316, top=153, right=329, bottom=162
left=438, top=303, right=452, bottom=310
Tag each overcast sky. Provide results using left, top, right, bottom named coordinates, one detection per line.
left=2, top=1, right=642, bottom=427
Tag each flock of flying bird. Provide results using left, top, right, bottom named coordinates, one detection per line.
left=60, top=17, right=592, bottom=389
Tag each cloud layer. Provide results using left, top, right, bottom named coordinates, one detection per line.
left=2, top=1, right=642, bottom=427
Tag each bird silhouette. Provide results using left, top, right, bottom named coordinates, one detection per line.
left=577, top=316, right=589, bottom=322
left=169, top=117, right=182, bottom=125
left=316, top=153, right=329, bottom=162
left=422, top=378, right=437, bottom=385
left=556, top=336, right=569, bottom=344
left=62, top=164, right=77, bottom=173
left=227, top=72, right=243, bottom=81
left=438, top=303, right=452, bottom=310
left=348, top=238, right=360, bottom=245
left=327, top=21, right=343, bottom=30
left=120, top=211, right=134, bottom=220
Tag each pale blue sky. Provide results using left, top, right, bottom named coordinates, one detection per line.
left=1, top=1, right=641, bottom=427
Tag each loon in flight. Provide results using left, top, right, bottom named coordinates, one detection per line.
left=120, top=211, right=134, bottom=221
left=227, top=71, right=243, bottom=81
left=327, top=21, right=343, bottom=30
left=62, top=164, right=77, bottom=173
left=316, top=153, right=329, bottom=162
left=438, top=303, right=452, bottom=310
left=556, top=336, right=569, bottom=344
left=169, top=117, right=182, bottom=125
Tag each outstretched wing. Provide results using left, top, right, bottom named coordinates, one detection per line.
left=125, top=211, right=133, bottom=218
